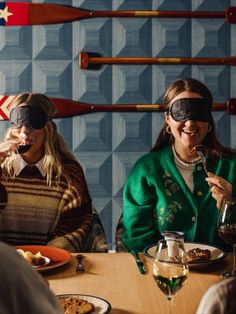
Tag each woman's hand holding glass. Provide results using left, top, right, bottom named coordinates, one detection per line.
left=152, top=239, right=189, bottom=314
left=0, top=125, right=34, bottom=161
left=0, top=139, right=21, bottom=160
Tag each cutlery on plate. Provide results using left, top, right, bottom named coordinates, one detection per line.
left=76, top=254, right=85, bottom=273
left=130, top=250, right=146, bottom=274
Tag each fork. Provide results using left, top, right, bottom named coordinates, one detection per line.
left=196, top=150, right=208, bottom=176
left=76, top=254, right=85, bottom=273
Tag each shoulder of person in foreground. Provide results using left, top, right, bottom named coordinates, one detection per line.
left=0, top=241, right=63, bottom=314
left=196, top=277, right=236, bottom=314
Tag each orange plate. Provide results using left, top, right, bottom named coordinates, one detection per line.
left=15, top=245, right=72, bottom=272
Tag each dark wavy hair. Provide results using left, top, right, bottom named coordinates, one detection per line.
left=151, top=78, right=235, bottom=159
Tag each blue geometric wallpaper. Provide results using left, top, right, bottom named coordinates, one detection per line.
left=0, top=0, right=236, bottom=249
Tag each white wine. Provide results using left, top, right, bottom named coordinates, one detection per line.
left=153, top=239, right=189, bottom=314
left=153, top=261, right=188, bottom=298
left=153, top=274, right=188, bottom=297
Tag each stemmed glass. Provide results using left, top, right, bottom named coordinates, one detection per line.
left=218, top=199, right=236, bottom=278
left=152, top=239, right=189, bottom=314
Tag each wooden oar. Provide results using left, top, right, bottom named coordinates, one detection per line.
left=0, top=95, right=235, bottom=120
left=0, top=3, right=235, bottom=26
left=80, top=52, right=236, bottom=69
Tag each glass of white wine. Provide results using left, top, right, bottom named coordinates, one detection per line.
left=152, top=239, right=189, bottom=314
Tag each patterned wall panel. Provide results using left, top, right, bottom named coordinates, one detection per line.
left=0, top=27, right=32, bottom=59
left=0, top=0, right=235, bottom=249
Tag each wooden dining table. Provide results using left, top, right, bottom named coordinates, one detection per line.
left=44, top=252, right=233, bottom=314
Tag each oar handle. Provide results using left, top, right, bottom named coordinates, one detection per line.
left=227, top=98, right=236, bottom=114
left=226, top=7, right=236, bottom=23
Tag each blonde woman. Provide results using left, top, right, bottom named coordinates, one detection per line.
left=0, top=93, right=107, bottom=252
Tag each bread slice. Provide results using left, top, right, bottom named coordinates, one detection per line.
left=62, top=296, right=95, bottom=314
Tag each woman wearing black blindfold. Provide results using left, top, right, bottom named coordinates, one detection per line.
left=0, top=93, right=107, bottom=253
left=116, top=78, right=236, bottom=253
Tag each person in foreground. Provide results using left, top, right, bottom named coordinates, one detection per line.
left=0, top=241, right=62, bottom=314
left=196, top=277, right=236, bottom=314
left=116, top=78, right=236, bottom=252
left=0, top=93, right=107, bottom=252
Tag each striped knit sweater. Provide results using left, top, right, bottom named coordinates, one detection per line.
left=0, top=159, right=93, bottom=252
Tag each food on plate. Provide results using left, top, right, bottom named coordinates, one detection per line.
left=16, top=249, right=49, bottom=266
left=186, top=247, right=211, bottom=263
left=60, top=296, right=95, bottom=314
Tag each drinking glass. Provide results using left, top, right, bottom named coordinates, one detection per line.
left=4, top=125, right=34, bottom=155
left=152, top=239, right=189, bottom=314
left=218, top=199, right=236, bottom=278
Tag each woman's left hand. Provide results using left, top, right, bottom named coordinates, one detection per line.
left=205, top=172, right=232, bottom=209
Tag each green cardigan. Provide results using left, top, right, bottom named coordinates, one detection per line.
left=121, top=146, right=236, bottom=252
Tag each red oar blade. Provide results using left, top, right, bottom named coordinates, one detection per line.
left=0, top=2, right=91, bottom=26
left=0, top=2, right=29, bottom=26
left=0, top=95, right=15, bottom=119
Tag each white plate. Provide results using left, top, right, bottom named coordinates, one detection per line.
left=143, top=242, right=227, bottom=269
left=57, top=294, right=112, bottom=314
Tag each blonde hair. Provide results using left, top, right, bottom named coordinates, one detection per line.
left=2, top=93, right=76, bottom=186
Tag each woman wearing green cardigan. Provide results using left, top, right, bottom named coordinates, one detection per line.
left=116, top=78, right=236, bottom=252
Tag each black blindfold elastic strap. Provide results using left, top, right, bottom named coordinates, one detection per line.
left=169, top=98, right=212, bottom=122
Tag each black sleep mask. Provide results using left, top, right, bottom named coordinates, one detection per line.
left=168, top=98, right=212, bottom=122
left=9, top=106, right=51, bottom=129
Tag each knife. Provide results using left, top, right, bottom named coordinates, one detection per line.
left=130, top=250, right=146, bottom=274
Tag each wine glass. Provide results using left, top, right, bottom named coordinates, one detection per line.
left=4, top=125, right=34, bottom=155
left=218, top=199, right=236, bottom=278
left=152, top=239, right=189, bottom=314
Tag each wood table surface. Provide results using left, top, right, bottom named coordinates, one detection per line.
left=44, top=252, right=233, bottom=314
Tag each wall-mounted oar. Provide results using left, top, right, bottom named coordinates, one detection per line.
left=80, top=52, right=236, bottom=69
left=0, top=2, right=235, bottom=26
left=0, top=95, right=235, bottom=120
